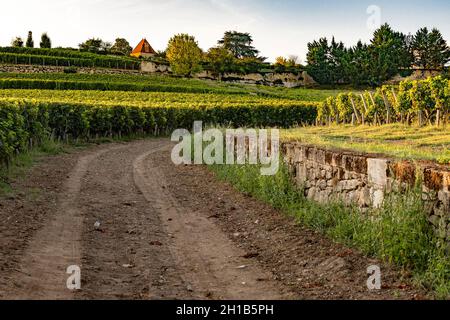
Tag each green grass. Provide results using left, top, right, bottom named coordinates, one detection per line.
left=282, top=124, right=450, bottom=164
left=210, top=162, right=450, bottom=299
left=0, top=139, right=65, bottom=195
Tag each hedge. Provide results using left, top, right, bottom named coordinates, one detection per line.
left=0, top=99, right=318, bottom=165
left=0, top=52, right=140, bottom=70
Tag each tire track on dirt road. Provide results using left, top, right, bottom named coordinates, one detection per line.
left=133, top=143, right=290, bottom=300
left=6, top=144, right=128, bottom=300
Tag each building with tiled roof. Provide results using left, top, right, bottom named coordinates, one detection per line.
left=130, top=38, right=156, bottom=58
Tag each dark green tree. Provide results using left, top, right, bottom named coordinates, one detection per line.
left=306, top=37, right=332, bottom=84
left=368, top=23, right=412, bottom=85
left=111, top=38, right=131, bottom=56
left=412, top=27, right=450, bottom=70
left=11, top=37, right=24, bottom=47
left=329, top=37, right=348, bottom=84
left=346, top=41, right=372, bottom=86
left=26, top=31, right=34, bottom=48
left=40, top=33, right=52, bottom=48
left=218, top=31, right=259, bottom=59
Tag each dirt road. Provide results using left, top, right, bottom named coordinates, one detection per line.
left=0, top=139, right=422, bottom=300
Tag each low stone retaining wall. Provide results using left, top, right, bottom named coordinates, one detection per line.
left=282, top=142, right=450, bottom=243
left=141, top=61, right=316, bottom=87
left=1, top=62, right=317, bottom=88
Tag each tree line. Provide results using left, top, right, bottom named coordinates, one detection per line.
left=306, top=24, right=450, bottom=87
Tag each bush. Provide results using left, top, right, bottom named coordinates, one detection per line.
left=63, top=67, right=78, bottom=74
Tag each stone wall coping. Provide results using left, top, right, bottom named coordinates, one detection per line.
left=283, top=141, right=450, bottom=172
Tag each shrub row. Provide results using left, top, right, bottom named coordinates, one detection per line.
left=0, top=78, right=253, bottom=95
left=0, top=46, right=137, bottom=62
left=0, top=52, right=140, bottom=70
left=0, top=99, right=317, bottom=165
left=318, top=76, right=450, bottom=126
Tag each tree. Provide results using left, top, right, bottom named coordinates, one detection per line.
left=287, top=55, right=301, bottom=67
left=346, top=41, right=372, bottom=86
left=275, top=56, right=288, bottom=66
left=11, top=37, right=24, bottom=47
left=329, top=37, right=348, bottom=84
left=111, top=38, right=131, bottom=56
left=368, top=24, right=412, bottom=85
left=306, top=37, right=332, bottom=84
left=205, top=46, right=235, bottom=78
left=166, top=34, right=203, bottom=76
left=412, top=27, right=450, bottom=70
left=40, top=33, right=52, bottom=48
left=218, top=31, right=259, bottom=59
left=306, top=37, right=349, bottom=85
left=100, top=41, right=112, bottom=54
left=79, top=38, right=110, bottom=54
left=26, top=31, right=34, bottom=48
left=155, top=50, right=167, bottom=59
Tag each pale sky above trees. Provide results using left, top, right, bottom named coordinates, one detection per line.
left=0, top=0, right=448, bottom=62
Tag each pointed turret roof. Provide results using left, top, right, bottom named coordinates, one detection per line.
left=131, top=38, right=156, bottom=57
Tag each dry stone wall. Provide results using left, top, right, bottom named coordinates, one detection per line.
left=282, top=142, right=450, bottom=244
left=1, top=62, right=317, bottom=87
left=140, top=61, right=316, bottom=87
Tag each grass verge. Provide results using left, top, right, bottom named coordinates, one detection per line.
left=0, top=139, right=66, bottom=195
left=209, top=162, right=450, bottom=299
left=281, top=124, right=450, bottom=165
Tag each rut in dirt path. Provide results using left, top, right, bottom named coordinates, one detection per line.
left=78, top=139, right=287, bottom=299
left=5, top=145, right=125, bottom=300
left=134, top=145, right=289, bottom=300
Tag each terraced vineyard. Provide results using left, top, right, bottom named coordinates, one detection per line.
left=0, top=47, right=140, bottom=70
left=0, top=72, right=339, bottom=100
left=0, top=75, right=325, bottom=165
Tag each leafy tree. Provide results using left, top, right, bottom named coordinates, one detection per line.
left=166, top=34, right=203, bottom=76
left=110, top=38, right=132, bottom=56
left=412, top=28, right=450, bottom=70
left=205, top=46, right=235, bottom=78
left=100, top=41, right=112, bottom=54
left=275, top=56, right=288, bottom=66
left=40, top=33, right=52, bottom=48
left=26, top=31, right=34, bottom=48
left=11, top=37, right=24, bottom=47
left=79, top=38, right=110, bottom=54
left=368, top=24, right=412, bottom=85
left=218, top=31, right=259, bottom=59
